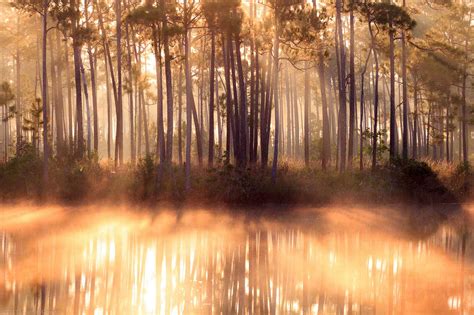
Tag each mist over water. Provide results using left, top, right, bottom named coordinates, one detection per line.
left=0, top=204, right=471, bottom=314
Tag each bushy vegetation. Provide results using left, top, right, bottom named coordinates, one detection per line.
left=0, top=149, right=472, bottom=206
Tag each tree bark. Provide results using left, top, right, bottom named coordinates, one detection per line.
left=336, top=0, right=347, bottom=172
left=271, top=13, right=280, bottom=182
left=208, top=30, right=215, bottom=167
left=348, top=5, right=356, bottom=169
left=41, top=0, right=49, bottom=184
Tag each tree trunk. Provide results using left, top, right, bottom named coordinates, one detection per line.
left=271, top=13, right=280, bottom=182
left=178, top=64, right=183, bottom=165
left=412, top=73, right=418, bottom=159
left=369, top=23, right=379, bottom=169
left=162, top=0, right=174, bottom=163
left=41, top=0, right=49, bottom=184
left=401, top=0, right=409, bottom=160
left=125, top=21, right=135, bottom=162
left=55, top=31, right=65, bottom=154
left=208, top=30, right=215, bottom=167
left=348, top=5, right=356, bottom=169
left=105, top=56, right=112, bottom=159
left=235, top=33, right=247, bottom=167
left=184, top=15, right=192, bottom=190
left=116, top=0, right=124, bottom=166
left=389, top=27, right=396, bottom=160
left=15, top=14, right=22, bottom=154
left=304, top=62, right=310, bottom=166
left=318, top=51, right=330, bottom=169
left=80, top=60, right=92, bottom=155
left=336, top=0, right=347, bottom=172
left=223, top=34, right=235, bottom=164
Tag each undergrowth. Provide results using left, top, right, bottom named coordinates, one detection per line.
left=0, top=147, right=471, bottom=206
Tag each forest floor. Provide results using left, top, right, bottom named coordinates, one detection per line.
left=0, top=147, right=472, bottom=210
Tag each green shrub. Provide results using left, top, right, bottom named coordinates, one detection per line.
left=0, top=143, right=42, bottom=198
left=132, top=155, right=156, bottom=200
left=52, top=153, right=103, bottom=201
left=389, top=158, right=456, bottom=204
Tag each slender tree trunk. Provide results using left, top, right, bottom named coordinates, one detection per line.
left=252, top=47, right=260, bottom=164
left=15, top=14, right=22, bottom=154
left=461, top=9, right=470, bottom=163
left=55, top=31, right=65, bottom=154
left=293, top=72, right=300, bottom=159
left=184, top=15, right=192, bottom=190
left=223, top=34, right=234, bottom=164
left=285, top=65, right=292, bottom=157
left=229, top=35, right=240, bottom=164
left=401, top=0, right=409, bottom=160
left=271, top=13, right=280, bottom=182
left=105, top=56, right=112, bottom=159
left=87, top=45, right=98, bottom=153
left=336, top=0, right=347, bottom=172
left=235, top=33, right=247, bottom=167
left=116, top=0, right=124, bottom=166
left=389, top=27, right=396, bottom=160
left=369, top=23, right=379, bottom=169
left=412, top=73, right=418, bottom=159
left=162, top=0, right=174, bottom=163
left=152, top=28, right=165, bottom=189
left=208, top=30, right=216, bottom=167
left=348, top=5, right=356, bottom=169
left=80, top=60, right=92, bottom=155
left=178, top=64, right=183, bottom=165
left=72, top=3, right=84, bottom=158
left=216, top=69, right=223, bottom=160
left=125, top=21, right=135, bottom=162
left=304, top=62, right=310, bottom=166
left=318, top=51, right=330, bottom=169
left=41, top=0, right=49, bottom=185
left=65, top=39, right=73, bottom=151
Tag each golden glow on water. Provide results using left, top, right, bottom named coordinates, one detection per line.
left=0, top=204, right=472, bottom=314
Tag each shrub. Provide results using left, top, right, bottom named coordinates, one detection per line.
left=52, top=153, right=103, bottom=201
left=0, top=143, right=42, bottom=198
left=389, top=158, right=456, bottom=204
left=132, top=155, right=156, bottom=200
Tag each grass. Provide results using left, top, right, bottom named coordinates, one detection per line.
left=0, top=144, right=471, bottom=207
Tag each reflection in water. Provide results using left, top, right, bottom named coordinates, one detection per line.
left=0, top=205, right=472, bottom=314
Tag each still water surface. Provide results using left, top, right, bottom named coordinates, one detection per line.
left=0, top=204, right=472, bottom=314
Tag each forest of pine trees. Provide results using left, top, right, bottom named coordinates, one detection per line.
left=0, top=0, right=472, bottom=200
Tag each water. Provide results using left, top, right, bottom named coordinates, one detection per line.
left=0, top=204, right=472, bottom=314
